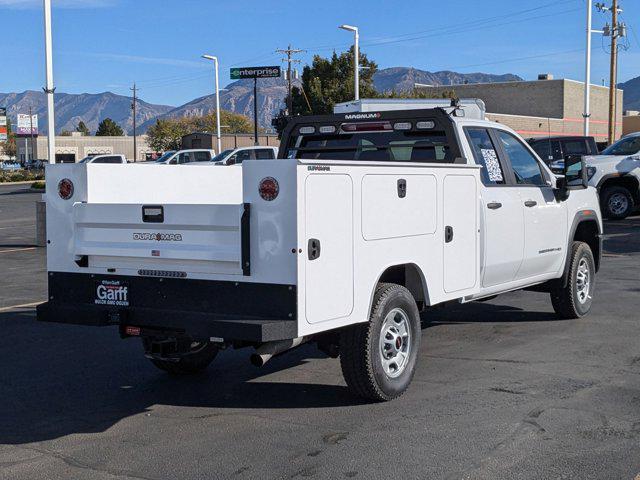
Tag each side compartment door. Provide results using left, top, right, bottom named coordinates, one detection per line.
left=443, top=174, right=478, bottom=293
left=465, top=127, right=525, bottom=288
left=304, top=174, right=353, bottom=324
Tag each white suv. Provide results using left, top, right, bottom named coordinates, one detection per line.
left=586, top=132, right=640, bottom=219
left=153, top=149, right=215, bottom=165
left=209, top=146, right=278, bottom=165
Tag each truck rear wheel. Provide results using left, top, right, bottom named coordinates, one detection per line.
left=551, top=241, right=595, bottom=319
left=143, top=338, right=219, bottom=375
left=339, top=283, right=421, bottom=402
left=601, top=186, right=634, bottom=219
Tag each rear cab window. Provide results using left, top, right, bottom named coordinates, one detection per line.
left=283, top=110, right=462, bottom=164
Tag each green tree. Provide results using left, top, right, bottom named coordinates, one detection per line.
left=95, top=118, right=124, bottom=136
left=76, top=121, right=90, bottom=136
left=145, top=110, right=254, bottom=152
left=288, top=47, right=379, bottom=116
left=146, top=118, right=186, bottom=152
left=60, top=130, right=72, bottom=136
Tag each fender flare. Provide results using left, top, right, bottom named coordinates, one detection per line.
left=560, top=210, right=602, bottom=288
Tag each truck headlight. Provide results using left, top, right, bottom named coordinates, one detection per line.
left=586, top=167, right=597, bottom=181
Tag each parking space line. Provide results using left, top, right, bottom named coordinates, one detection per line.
left=0, top=247, right=37, bottom=254
left=0, top=301, right=43, bottom=313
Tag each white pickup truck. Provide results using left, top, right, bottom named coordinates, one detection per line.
left=38, top=100, right=603, bottom=401
left=585, top=131, right=640, bottom=219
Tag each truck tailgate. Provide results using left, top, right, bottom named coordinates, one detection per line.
left=73, top=202, right=249, bottom=276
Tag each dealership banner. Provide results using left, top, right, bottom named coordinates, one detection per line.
left=17, top=113, right=38, bottom=136
left=0, top=108, right=6, bottom=141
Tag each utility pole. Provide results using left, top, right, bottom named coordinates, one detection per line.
left=276, top=45, right=304, bottom=115
left=130, top=83, right=137, bottom=162
left=597, top=1, right=625, bottom=143
left=608, top=0, right=618, bottom=144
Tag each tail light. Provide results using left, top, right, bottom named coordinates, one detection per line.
left=58, top=178, right=74, bottom=200
left=259, top=177, right=279, bottom=201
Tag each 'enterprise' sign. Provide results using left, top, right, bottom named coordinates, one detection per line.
left=230, top=66, right=281, bottom=79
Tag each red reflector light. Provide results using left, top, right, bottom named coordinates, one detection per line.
left=58, top=178, right=74, bottom=200
left=341, top=121, right=392, bottom=132
left=259, top=177, right=279, bottom=201
left=125, top=326, right=141, bottom=336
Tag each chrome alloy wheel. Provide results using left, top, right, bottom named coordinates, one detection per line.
left=576, top=258, right=591, bottom=304
left=379, top=308, right=412, bottom=378
left=608, top=193, right=630, bottom=216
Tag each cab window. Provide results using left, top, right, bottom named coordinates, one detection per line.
left=465, top=128, right=506, bottom=185
left=193, top=151, right=211, bottom=162
left=496, top=130, right=546, bottom=186
left=255, top=149, right=275, bottom=160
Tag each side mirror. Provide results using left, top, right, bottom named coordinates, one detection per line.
left=554, top=154, right=586, bottom=201
left=563, top=154, right=588, bottom=188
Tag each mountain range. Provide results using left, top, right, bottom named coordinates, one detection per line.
left=0, top=90, right=172, bottom=135
left=2, top=68, right=639, bottom=134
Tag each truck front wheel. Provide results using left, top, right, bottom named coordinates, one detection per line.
left=142, top=338, right=219, bottom=375
left=339, top=283, right=421, bottom=402
left=551, top=241, right=596, bottom=319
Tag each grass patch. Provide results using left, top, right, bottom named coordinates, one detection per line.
left=31, top=181, right=46, bottom=190
left=0, top=170, right=45, bottom=183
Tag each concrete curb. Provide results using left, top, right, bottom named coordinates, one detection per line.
left=0, top=180, right=44, bottom=186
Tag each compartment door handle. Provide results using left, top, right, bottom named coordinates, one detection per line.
left=308, top=238, right=321, bottom=260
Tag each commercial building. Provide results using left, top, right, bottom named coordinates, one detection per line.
left=623, top=111, right=640, bottom=136
left=16, top=132, right=279, bottom=163
left=416, top=77, right=624, bottom=142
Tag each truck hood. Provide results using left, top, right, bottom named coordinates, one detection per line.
left=584, top=154, right=640, bottom=173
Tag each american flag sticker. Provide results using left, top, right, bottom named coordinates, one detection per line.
left=151, top=250, right=160, bottom=257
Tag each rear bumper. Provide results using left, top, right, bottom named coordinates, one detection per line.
left=37, top=272, right=297, bottom=342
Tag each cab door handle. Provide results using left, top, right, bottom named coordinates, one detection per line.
left=487, top=202, right=502, bottom=210
left=524, top=200, right=537, bottom=207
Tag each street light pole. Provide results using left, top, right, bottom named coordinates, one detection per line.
left=339, top=24, right=359, bottom=101
left=202, top=54, right=222, bottom=154
left=584, top=0, right=593, bottom=136
left=43, top=0, right=56, bottom=163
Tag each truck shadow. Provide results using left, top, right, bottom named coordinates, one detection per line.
left=0, top=310, right=361, bottom=445
left=0, top=300, right=568, bottom=445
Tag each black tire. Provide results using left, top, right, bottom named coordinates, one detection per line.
left=601, top=186, right=634, bottom=220
left=144, top=340, right=219, bottom=375
left=551, top=241, right=596, bottom=319
left=339, top=283, right=421, bottom=402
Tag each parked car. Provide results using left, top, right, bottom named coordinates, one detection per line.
left=39, top=99, right=602, bottom=402
left=24, top=159, right=45, bottom=170
left=528, top=136, right=599, bottom=174
left=78, top=154, right=128, bottom=164
left=153, top=149, right=215, bottom=165
left=208, top=146, right=278, bottom=165
left=584, top=131, right=640, bottom=219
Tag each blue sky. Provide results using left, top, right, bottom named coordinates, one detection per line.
left=1, top=0, right=638, bottom=107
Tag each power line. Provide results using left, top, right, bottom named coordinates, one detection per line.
left=297, top=0, right=581, bottom=52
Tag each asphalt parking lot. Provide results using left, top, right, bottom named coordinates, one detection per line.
left=1, top=182, right=639, bottom=480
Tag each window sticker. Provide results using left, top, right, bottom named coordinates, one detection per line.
left=481, top=148, right=503, bottom=182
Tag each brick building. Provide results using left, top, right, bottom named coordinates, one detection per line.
left=416, top=78, right=624, bottom=142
